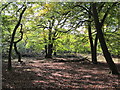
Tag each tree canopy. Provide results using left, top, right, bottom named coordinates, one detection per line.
left=1, top=2, right=120, bottom=74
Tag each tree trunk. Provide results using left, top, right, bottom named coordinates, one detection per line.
left=92, top=34, right=98, bottom=64
left=14, top=24, right=23, bottom=63
left=14, top=43, right=22, bottom=63
left=88, top=13, right=98, bottom=64
left=53, top=52, right=57, bottom=56
left=92, top=3, right=119, bottom=75
left=8, top=6, right=26, bottom=70
left=45, top=44, right=53, bottom=58
left=53, top=45, right=57, bottom=56
left=45, top=28, right=53, bottom=58
left=45, top=45, right=48, bottom=58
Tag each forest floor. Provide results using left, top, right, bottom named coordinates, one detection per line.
left=2, top=55, right=120, bottom=89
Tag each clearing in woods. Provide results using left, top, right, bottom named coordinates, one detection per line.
left=2, top=55, right=120, bottom=89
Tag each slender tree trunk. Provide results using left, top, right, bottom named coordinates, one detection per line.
left=45, top=45, right=48, bottom=57
left=14, top=24, right=23, bottom=63
left=88, top=13, right=98, bottom=64
left=92, top=3, right=119, bottom=75
left=8, top=6, right=26, bottom=70
left=14, top=43, right=22, bottom=62
left=92, top=34, right=98, bottom=64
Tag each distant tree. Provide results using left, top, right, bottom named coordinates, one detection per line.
left=37, top=2, right=85, bottom=58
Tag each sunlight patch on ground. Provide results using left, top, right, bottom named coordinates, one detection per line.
left=82, top=75, right=92, bottom=78
left=51, top=71, right=72, bottom=78
left=2, top=57, right=120, bottom=89
left=52, top=72, right=62, bottom=77
left=23, top=69, right=32, bottom=71
left=33, top=80, right=48, bottom=84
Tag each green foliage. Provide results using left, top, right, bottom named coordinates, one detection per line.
left=2, top=2, right=120, bottom=57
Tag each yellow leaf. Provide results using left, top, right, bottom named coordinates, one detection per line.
left=37, top=9, right=48, bottom=16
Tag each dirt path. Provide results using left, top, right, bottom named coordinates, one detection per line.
left=2, top=57, right=120, bottom=89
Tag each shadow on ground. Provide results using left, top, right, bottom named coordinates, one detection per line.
left=2, top=57, right=120, bottom=89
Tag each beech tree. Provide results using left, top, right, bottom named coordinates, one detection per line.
left=37, top=2, right=85, bottom=58
left=91, top=2, right=119, bottom=75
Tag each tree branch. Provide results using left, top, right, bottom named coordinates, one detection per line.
left=0, top=2, right=12, bottom=14
left=101, top=2, right=118, bottom=26
left=74, top=4, right=93, bottom=16
left=14, top=24, right=23, bottom=43
left=98, top=2, right=105, bottom=13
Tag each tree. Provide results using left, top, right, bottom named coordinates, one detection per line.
left=74, top=2, right=99, bottom=64
left=13, top=24, right=23, bottom=63
left=8, top=4, right=27, bottom=70
left=87, top=5, right=98, bottom=64
left=37, top=2, right=85, bottom=58
left=91, top=2, right=119, bottom=75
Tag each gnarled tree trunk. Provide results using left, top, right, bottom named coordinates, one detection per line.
left=8, top=6, right=26, bottom=70
left=14, top=24, right=23, bottom=63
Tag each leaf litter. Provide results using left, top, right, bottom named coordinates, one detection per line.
left=2, top=57, right=120, bottom=89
